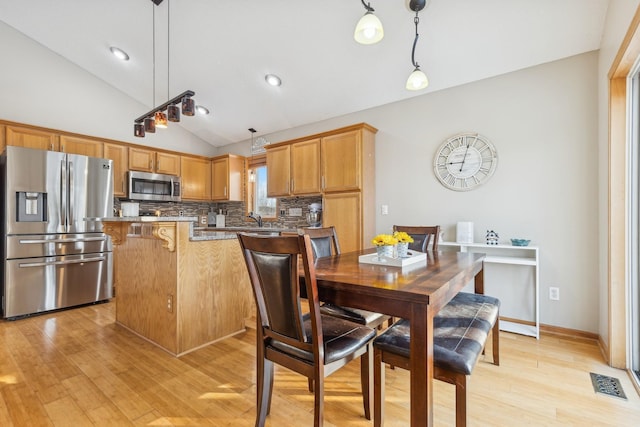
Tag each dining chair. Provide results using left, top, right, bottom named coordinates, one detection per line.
left=302, top=226, right=391, bottom=330
left=237, top=232, right=376, bottom=427
left=392, top=225, right=441, bottom=252
left=373, top=291, right=500, bottom=427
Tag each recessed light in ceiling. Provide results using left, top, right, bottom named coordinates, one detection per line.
left=196, top=105, right=210, bottom=115
left=109, top=46, right=129, bottom=61
left=265, top=74, right=282, bottom=87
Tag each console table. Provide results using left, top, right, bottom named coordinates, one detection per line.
left=439, top=241, right=539, bottom=339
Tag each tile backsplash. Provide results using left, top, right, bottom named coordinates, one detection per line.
left=114, top=195, right=322, bottom=229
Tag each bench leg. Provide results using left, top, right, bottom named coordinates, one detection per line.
left=492, top=317, right=500, bottom=366
left=374, top=348, right=385, bottom=427
left=453, top=372, right=467, bottom=427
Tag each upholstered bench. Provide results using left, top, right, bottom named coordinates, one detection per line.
left=373, top=292, right=500, bottom=427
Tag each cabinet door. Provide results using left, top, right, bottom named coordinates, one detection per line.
left=104, top=143, right=128, bottom=197
left=181, top=156, right=211, bottom=200
left=5, top=125, right=59, bottom=151
left=322, top=130, right=361, bottom=192
left=323, top=191, right=362, bottom=253
left=129, top=147, right=154, bottom=172
left=211, top=157, right=229, bottom=200
left=60, top=135, right=103, bottom=157
left=266, top=145, right=291, bottom=197
left=291, top=138, right=321, bottom=195
left=156, top=152, right=181, bottom=176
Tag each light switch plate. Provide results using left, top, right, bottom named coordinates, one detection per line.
left=289, top=208, right=302, bottom=216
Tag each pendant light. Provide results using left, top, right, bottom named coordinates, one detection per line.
left=133, top=0, right=200, bottom=137
left=354, top=0, right=384, bottom=45
left=406, top=0, right=429, bottom=91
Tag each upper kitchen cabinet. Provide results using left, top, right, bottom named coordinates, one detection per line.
left=4, top=124, right=59, bottom=152
left=103, top=143, right=128, bottom=197
left=266, top=144, right=290, bottom=197
left=129, top=147, right=180, bottom=176
left=59, top=135, right=103, bottom=157
left=265, top=138, right=321, bottom=197
left=211, top=154, right=244, bottom=201
left=291, top=138, right=321, bottom=195
left=321, top=125, right=376, bottom=193
left=181, top=155, right=211, bottom=201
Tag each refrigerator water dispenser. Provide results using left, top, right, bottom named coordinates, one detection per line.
left=16, top=192, right=47, bottom=222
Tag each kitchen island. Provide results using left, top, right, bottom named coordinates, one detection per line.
left=101, top=217, right=256, bottom=356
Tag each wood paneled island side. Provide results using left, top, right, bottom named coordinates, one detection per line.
left=101, top=218, right=253, bottom=356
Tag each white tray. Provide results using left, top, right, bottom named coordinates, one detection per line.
left=358, top=250, right=427, bottom=267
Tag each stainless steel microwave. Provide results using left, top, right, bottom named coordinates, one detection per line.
left=127, top=171, right=181, bottom=202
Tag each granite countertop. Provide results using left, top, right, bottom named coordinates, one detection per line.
left=190, top=226, right=299, bottom=241
left=98, top=216, right=198, bottom=222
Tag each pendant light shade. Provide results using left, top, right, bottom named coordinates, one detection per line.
left=144, top=116, right=156, bottom=133
left=354, top=1, right=383, bottom=45
left=134, top=123, right=145, bottom=137
left=406, top=67, right=429, bottom=90
left=354, top=12, right=384, bottom=44
left=182, top=95, right=195, bottom=116
left=167, top=104, right=180, bottom=122
left=155, top=111, right=168, bottom=128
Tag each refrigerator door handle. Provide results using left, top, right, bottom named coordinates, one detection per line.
left=19, top=236, right=108, bottom=244
left=68, top=160, right=74, bottom=227
left=18, top=256, right=106, bottom=268
left=60, top=159, right=67, bottom=228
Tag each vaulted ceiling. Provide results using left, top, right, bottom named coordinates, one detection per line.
left=0, top=0, right=609, bottom=147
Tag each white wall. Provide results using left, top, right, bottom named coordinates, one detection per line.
left=0, top=21, right=216, bottom=157
left=596, top=0, right=640, bottom=347
left=223, top=53, right=601, bottom=333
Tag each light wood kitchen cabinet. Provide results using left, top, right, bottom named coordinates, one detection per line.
left=4, top=124, right=59, bottom=151
left=266, top=144, right=291, bottom=197
left=211, top=154, right=245, bottom=201
left=181, top=155, right=212, bottom=200
left=291, top=138, right=321, bottom=195
left=323, top=191, right=363, bottom=254
left=129, top=147, right=181, bottom=176
left=103, top=142, right=128, bottom=197
left=321, top=129, right=363, bottom=192
left=60, top=135, right=103, bottom=157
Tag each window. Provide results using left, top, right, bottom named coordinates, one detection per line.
left=247, top=156, right=277, bottom=219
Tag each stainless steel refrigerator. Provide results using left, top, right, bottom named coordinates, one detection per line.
left=1, top=146, right=114, bottom=319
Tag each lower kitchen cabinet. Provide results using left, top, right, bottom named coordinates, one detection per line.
left=323, top=191, right=374, bottom=254
left=103, top=221, right=253, bottom=356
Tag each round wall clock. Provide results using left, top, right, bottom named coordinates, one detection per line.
left=433, top=132, right=498, bottom=191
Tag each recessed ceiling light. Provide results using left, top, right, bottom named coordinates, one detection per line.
left=110, top=46, right=129, bottom=61
left=196, top=105, right=210, bottom=115
left=265, top=74, right=282, bottom=87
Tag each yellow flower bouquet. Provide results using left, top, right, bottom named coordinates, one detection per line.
left=393, top=231, right=414, bottom=244
left=371, top=234, right=398, bottom=246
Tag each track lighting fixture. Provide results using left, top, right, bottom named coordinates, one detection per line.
left=406, top=0, right=429, bottom=91
left=133, top=0, right=204, bottom=137
left=354, top=0, right=384, bottom=45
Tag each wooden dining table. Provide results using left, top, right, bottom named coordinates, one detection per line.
left=312, top=248, right=485, bottom=427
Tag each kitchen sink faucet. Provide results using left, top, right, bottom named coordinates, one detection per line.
left=247, top=212, right=263, bottom=227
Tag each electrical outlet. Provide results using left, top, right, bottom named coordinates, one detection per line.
left=167, top=294, right=173, bottom=312
left=549, top=287, right=559, bottom=301
left=178, top=210, right=184, bottom=216
left=289, top=208, right=302, bottom=216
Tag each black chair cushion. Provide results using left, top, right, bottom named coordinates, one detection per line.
left=270, top=314, right=376, bottom=365
left=320, top=303, right=390, bottom=327
left=373, top=292, right=500, bottom=375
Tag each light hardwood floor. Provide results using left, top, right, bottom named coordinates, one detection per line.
left=1, top=301, right=639, bottom=426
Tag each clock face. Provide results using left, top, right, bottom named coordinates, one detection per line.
left=433, top=133, right=498, bottom=191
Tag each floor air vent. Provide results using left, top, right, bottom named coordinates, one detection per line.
left=590, top=372, right=627, bottom=400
